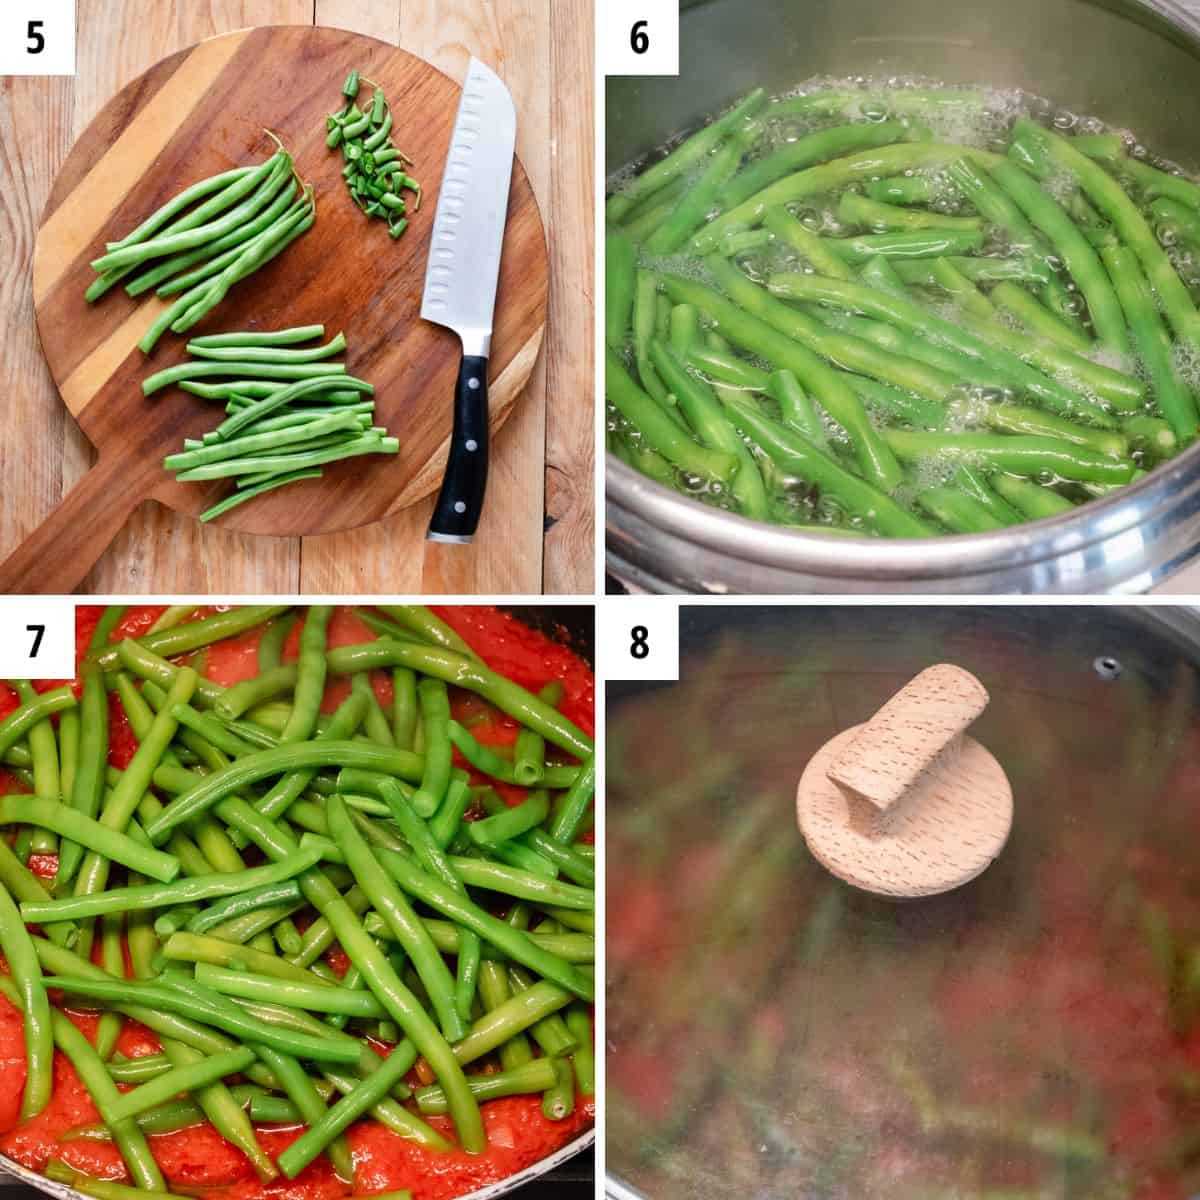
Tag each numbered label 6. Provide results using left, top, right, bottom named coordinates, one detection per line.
left=0, top=1, right=76, bottom=76
left=602, top=0, right=679, bottom=77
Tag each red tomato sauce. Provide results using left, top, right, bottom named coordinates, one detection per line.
left=0, top=605, right=595, bottom=1199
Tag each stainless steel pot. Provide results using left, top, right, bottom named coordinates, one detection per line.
left=606, top=603, right=1200, bottom=1198
left=0, top=604, right=595, bottom=1200
left=606, top=0, right=1200, bottom=593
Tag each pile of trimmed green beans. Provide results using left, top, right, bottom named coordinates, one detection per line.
left=605, top=83, right=1200, bottom=536
left=0, top=604, right=594, bottom=1197
left=86, top=137, right=317, bottom=354
left=328, top=70, right=421, bottom=238
left=152, top=325, right=400, bottom=521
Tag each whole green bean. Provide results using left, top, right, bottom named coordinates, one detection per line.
left=992, top=473, right=1076, bottom=519
left=549, top=757, right=597, bottom=845
left=195, top=964, right=387, bottom=1017
left=606, top=231, right=637, bottom=348
left=1, top=798, right=177, bottom=881
left=884, top=430, right=1136, bottom=484
left=918, top=486, right=1007, bottom=533
left=980, top=403, right=1127, bottom=459
left=450, top=979, right=574, bottom=1065
left=721, top=120, right=916, bottom=209
left=21, top=846, right=320, bottom=923
left=416, top=1059, right=559, bottom=1115
left=467, top=790, right=551, bottom=847
left=1016, top=118, right=1200, bottom=346
left=375, top=606, right=482, bottom=661
left=838, top=190, right=981, bottom=234
left=717, top=395, right=935, bottom=537
left=692, top=142, right=1000, bottom=254
left=283, top=605, right=333, bottom=743
left=766, top=273, right=1114, bottom=425
left=988, top=159, right=1128, bottom=353
left=411, top=678, right=452, bottom=818
left=0, top=883, right=52, bottom=1117
left=990, top=281, right=1093, bottom=352
left=606, top=88, right=766, bottom=222
left=1101, top=240, right=1200, bottom=444
left=660, top=274, right=905, bottom=489
left=824, top=228, right=985, bottom=263
left=606, top=349, right=740, bottom=483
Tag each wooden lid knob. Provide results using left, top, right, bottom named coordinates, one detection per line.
left=797, top=664, right=1012, bottom=899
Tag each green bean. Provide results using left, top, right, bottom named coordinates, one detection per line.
left=451, top=978, right=574, bottom=1064
left=325, top=797, right=465, bottom=1042
left=992, top=473, right=1076, bottom=519
left=113, top=638, right=225, bottom=706
left=512, top=728, right=545, bottom=787
left=541, top=1058, right=575, bottom=1120
left=12, top=681, right=60, bottom=858
left=838, top=190, right=981, bottom=234
left=416, top=1059, right=559, bottom=1115
left=606, top=231, right=637, bottom=348
left=411, top=679, right=452, bottom=818
left=478, top=792, right=594, bottom=887
left=428, top=776, right=473, bottom=851
left=107, top=1047, right=257, bottom=1122
left=366, top=847, right=594, bottom=998
left=295, top=855, right=482, bottom=1155
left=93, top=605, right=290, bottom=670
left=693, top=143, right=1000, bottom=254
left=661, top=274, right=905, bottom=489
left=606, top=88, right=766, bottom=221
left=21, top=846, right=320, bottom=923
left=0, top=883, right=52, bottom=1117
left=893, top=255, right=1050, bottom=286
left=94, top=155, right=293, bottom=274
left=859, top=254, right=910, bottom=297
left=0, top=798, right=176, bottom=881
left=1123, top=413, right=1179, bottom=463
left=767, top=368, right=825, bottom=444
left=930, top=257, right=994, bottom=317
left=95, top=912, right=125, bottom=1060
left=195, top=964, right=388, bottom=1017
left=768, top=87, right=984, bottom=120
left=0, top=685, right=76, bottom=762
left=467, top=790, right=551, bottom=847
left=761, top=207, right=853, bottom=279
left=43, top=1008, right=165, bottom=1189
left=445, top=723, right=578, bottom=789
left=191, top=326, right=325, bottom=350
left=723, top=122, right=917, bottom=211
left=648, top=338, right=770, bottom=518
left=865, top=173, right=946, bottom=205
left=44, top=974, right=362, bottom=1065
left=987, top=160, right=1128, bottom=353
left=707, top=255, right=957, bottom=404
left=824, top=228, right=985, bottom=263
left=884, top=430, right=1136, bottom=484
left=352, top=673, right=395, bottom=746
left=1101, top=241, right=1199, bottom=444
left=917, top=486, right=1007, bottom=533
left=566, top=1006, right=595, bottom=1095
left=980, top=402, right=1127, bottom=459
left=767, top=273, right=1114, bottom=425
left=990, top=281, right=1092, bottom=352
left=165, top=411, right=365, bottom=471
left=1017, top=118, right=1200, bottom=346
left=184, top=880, right=302, bottom=934
left=717, top=394, right=934, bottom=537
left=282, top=605, right=333, bottom=744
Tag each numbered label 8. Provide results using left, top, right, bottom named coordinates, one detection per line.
left=601, top=598, right=679, bottom=682
left=0, top=600, right=75, bottom=679
left=601, top=0, right=679, bottom=76
left=0, top=1, right=76, bottom=76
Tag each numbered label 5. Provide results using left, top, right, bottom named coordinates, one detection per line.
left=0, top=1, right=76, bottom=76
left=602, top=599, right=679, bottom=682
left=0, top=600, right=75, bottom=679
left=602, top=0, right=679, bottom=77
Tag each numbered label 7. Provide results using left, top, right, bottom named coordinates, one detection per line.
left=0, top=600, right=75, bottom=679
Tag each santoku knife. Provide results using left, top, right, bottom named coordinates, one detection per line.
left=420, top=56, right=517, bottom=543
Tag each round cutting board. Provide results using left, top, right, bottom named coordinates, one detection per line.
left=15, top=24, right=546, bottom=583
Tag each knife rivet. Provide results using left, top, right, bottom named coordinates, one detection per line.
left=466, top=439, right=478, bottom=451
left=468, top=377, right=481, bottom=390
left=454, top=501, right=467, bottom=514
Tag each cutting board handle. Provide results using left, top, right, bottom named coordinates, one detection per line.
left=0, top=455, right=151, bottom=594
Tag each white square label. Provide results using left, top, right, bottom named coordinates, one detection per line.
left=600, top=597, right=679, bottom=681
left=601, top=0, right=678, bottom=77
left=0, top=599, right=75, bottom=679
left=0, top=1, right=76, bottom=76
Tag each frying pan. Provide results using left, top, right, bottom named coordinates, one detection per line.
left=0, top=603, right=594, bottom=1200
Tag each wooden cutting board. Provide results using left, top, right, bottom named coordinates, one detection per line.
left=1, top=24, right=547, bottom=592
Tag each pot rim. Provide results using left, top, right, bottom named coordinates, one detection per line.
left=605, top=0, right=1200, bottom=583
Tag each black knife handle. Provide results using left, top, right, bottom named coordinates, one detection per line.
left=428, top=354, right=490, bottom=543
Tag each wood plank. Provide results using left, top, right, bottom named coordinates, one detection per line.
left=543, top=0, right=595, bottom=593
left=303, top=0, right=555, bottom=595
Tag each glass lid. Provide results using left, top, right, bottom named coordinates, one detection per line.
left=607, top=606, right=1200, bottom=1200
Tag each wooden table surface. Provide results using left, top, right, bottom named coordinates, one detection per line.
left=0, top=0, right=594, bottom=596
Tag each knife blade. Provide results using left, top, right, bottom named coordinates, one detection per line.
left=421, top=56, right=517, bottom=544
